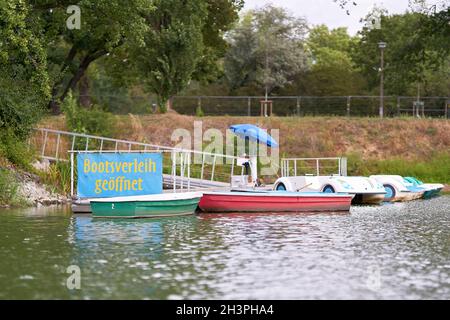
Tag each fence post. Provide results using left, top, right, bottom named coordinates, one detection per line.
left=341, top=157, right=347, bottom=176
left=247, top=97, right=251, bottom=116
left=296, top=97, right=301, bottom=117
left=41, top=130, right=48, bottom=158
left=346, top=96, right=351, bottom=117
left=200, top=153, right=205, bottom=181
left=55, top=133, right=61, bottom=161
left=397, top=97, right=401, bottom=116
left=211, top=155, right=216, bottom=181
left=172, top=151, right=176, bottom=192
left=197, top=96, right=202, bottom=113
left=187, top=153, right=191, bottom=191
left=445, top=99, right=449, bottom=119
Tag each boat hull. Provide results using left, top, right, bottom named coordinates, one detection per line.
left=422, top=187, right=442, bottom=199
left=390, top=191, right=424, bottom=202
left=351, top=193, right=385, bottom=205
left=91, top=196, right=201, bottom=218
left=71, top=198, right=92, bottom=213
left=199, top=192, right=353, bottom=213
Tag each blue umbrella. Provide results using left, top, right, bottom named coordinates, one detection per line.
left=229, top=124, right=279, bottom=148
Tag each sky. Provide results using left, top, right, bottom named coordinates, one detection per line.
left=242, top=0, right=444, bottom=35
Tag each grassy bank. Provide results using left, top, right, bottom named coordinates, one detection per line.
left=0, top=132, right=31, bottom=207
left=0, top=168, right=22, bottom=207
left=347, top=153, right=450, bottom=184
left=0, top=132, right=71, bottom=207
left=38, top=114, right=450, bottom=184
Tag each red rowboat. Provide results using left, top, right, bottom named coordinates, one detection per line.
left=198, top=191, right=354, bottom=213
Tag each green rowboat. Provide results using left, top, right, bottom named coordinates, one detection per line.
left=90, top=192, right=202, bottom=218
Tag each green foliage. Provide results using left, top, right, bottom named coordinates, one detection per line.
left=40, top=161, right=72, bottom=195
left=287, top=25, right=367, bottom=96
left=191, top=0, right=244, bottom=83
left=33, top=0, right=154, bottom=113
left=308, top=25, right=355, bottom=53
left=69, top=0, right=241, bottom=113
left=224, top=5, right=309, bottom=94
left=0, top=0, right=50, bottom=138
left=81, top=64, right=153, bottom=114
left=0, top=169, right=23, bottom=207
left=352, top=9, right=450, bottom=96
left=132, top=0, right=207, bottom=113
left=0, top=130, right=35, bottom=170
left=62, top=92, right=116, bottom=149
left=189, top=5, right=449, bottom=98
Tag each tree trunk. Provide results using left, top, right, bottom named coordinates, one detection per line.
left=78, top=75, right=92, bottom=108
left=157, top=95, right=168, bottom=113
left=166, top=96, right=174, bottom=111
left=48, top=45, right=78, bottom=114
left=49, top=90, right=62, bottom=115
left=59, top=49, right=108, bottom=104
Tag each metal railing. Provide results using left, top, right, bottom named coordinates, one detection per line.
left=31, top=128, right=243, bottom=195
left=281, top=157, right=347, bottom=177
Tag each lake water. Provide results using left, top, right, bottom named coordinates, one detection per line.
left=0, top=196, right=449, bottom=300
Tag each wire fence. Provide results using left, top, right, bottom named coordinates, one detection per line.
left=172, top=96, right=450, bottom=118
left=74, top=94, right=449, bottom=118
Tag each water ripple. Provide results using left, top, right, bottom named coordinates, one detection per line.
left=0, top=197, right=449, bottom=299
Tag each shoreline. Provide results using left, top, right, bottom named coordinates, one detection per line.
left=0, top=164, right=71, bottom=209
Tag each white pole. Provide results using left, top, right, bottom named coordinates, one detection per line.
left=187, top=152, right=191, bottom=191
left=172, top=151, right=176, bottom=192
left=70, top=152, right=74, bottom=197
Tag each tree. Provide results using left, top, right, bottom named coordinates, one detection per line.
left=352, top=9, right=450, bottom=96
left=0, top=0, right=50, bottom=139
left=408, top=5, right=450, bottom=67
left=192, top=0, right=244, bottom=83
left=302, top=25, right=366, bottom=95
left=224, top=5, right=309, bottom=96
left=30, top=0, right=153, bottom=114
left=58, top=0, right=242, bottom=113
left=223, top=12, right=258, bottom=91
left=131, top=0, right=207, bottom=113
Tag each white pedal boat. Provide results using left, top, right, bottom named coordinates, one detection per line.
left=369, top=175, right=425, bottom=202
left=273, top=175, right=386, bottom=205
left=403, top=177, right=444, bottom=199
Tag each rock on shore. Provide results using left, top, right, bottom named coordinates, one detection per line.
left=17, top=170, right=70, bottom=207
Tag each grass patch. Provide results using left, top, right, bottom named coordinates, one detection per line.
left=347, top=152, right=450, bottom=184
left=39, top=161, right=72, bottom=196
left=0, top=169, right=24, bottom=207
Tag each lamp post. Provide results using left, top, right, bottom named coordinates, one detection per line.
left=378, top=41, right=387, bottom=118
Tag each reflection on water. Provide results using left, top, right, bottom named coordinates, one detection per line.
left=0, top=197, right=449, bottom=299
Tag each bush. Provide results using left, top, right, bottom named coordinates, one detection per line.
left=40, top=161, right=72, bottom=195
left=0, top=169, right=22, bottom=207
left=0, top=129, right=35, bottom=170
left=63, top=92, right=116, bottom=150
left=0, top=93, right=44, bottom=140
